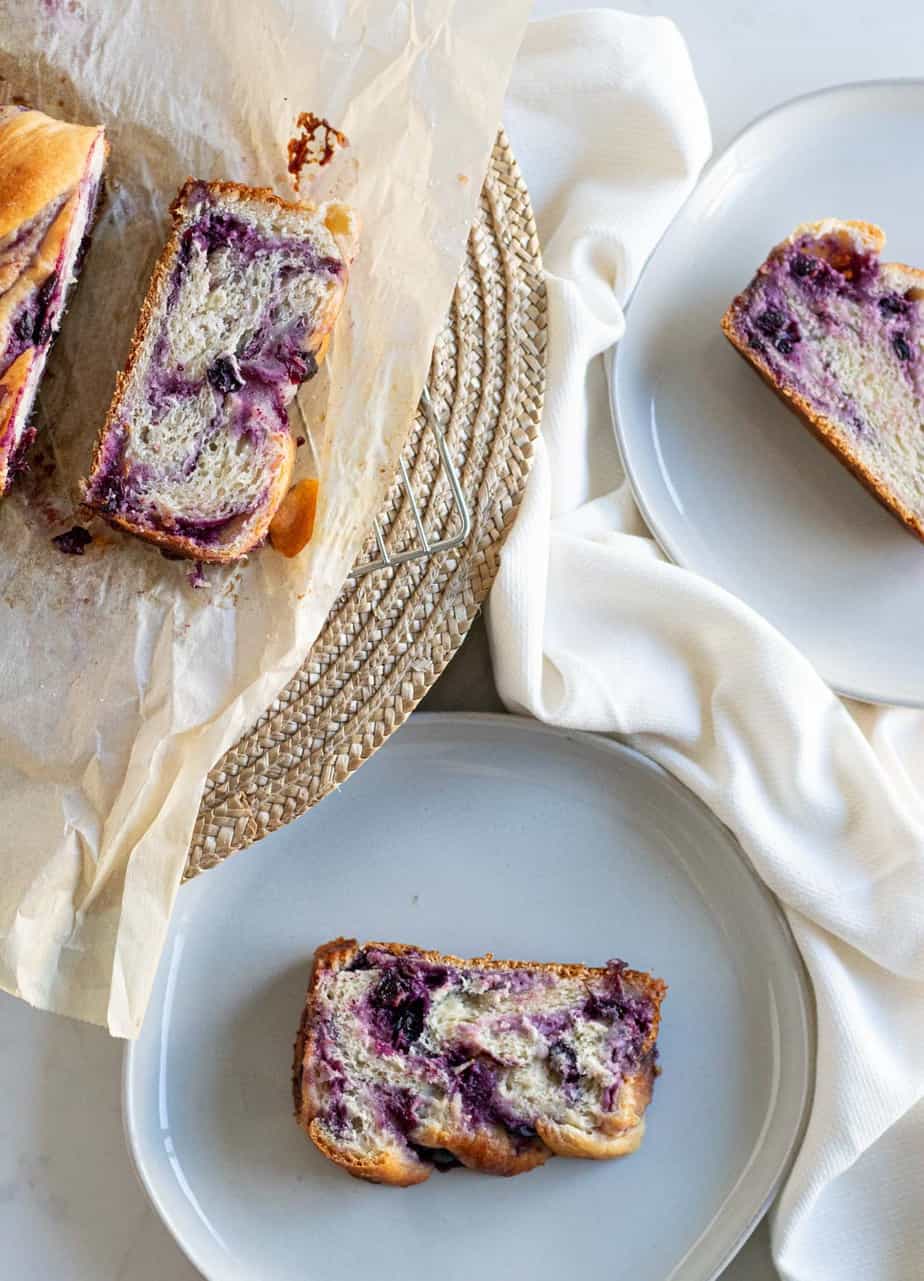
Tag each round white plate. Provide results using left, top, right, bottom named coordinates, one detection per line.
left=612, top=81, right=924, bottom=706
left=124, top=713, right=813, bottom=1281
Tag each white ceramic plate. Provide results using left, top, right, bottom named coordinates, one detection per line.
left=123, top=714, right=813, bottom=1281
left=612, top=81, right=924, bottom=706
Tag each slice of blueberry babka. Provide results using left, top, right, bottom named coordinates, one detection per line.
left=293, top=938, right=666, bottom=1185
left=723, top=219, right=924, bottom=541
left=84, top=179, right=357, bottom=561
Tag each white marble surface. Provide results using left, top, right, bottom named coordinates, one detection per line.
left=4, top=3, right=923, bottom=1278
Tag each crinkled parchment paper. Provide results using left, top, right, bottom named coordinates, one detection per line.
left=0, top=0, right=532, bottom=1035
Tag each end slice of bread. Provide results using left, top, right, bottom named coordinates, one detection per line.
left=722, top=219, right=924, bottom=541
left=0, top=106, right=107, bottom=493
left=293, top=938, right=666, bottom=1186
left=83, top=179, right=358, bottom=562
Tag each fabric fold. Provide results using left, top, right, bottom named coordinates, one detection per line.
left=492, top=13, right=924, bottom=1280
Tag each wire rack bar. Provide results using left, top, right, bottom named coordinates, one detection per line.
left=291, top=388, right=471, bottom=576
left=352, top=386, right=471, bottom=576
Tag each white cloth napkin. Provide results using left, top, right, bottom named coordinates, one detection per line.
left=493, top=12, right=924, bottom=1281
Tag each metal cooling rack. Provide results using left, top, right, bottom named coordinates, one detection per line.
left=294, top=387, right=471, bottom=576
left=356, top=388, right=471, bottom=575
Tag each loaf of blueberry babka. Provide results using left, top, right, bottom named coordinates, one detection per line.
left=0, top=105, right=107, bottom=493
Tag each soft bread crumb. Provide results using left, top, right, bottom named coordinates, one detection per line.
left=722, top=219, right=924, bottom=542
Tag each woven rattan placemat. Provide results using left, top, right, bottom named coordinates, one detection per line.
left=185, top=130, right=546, bottom=877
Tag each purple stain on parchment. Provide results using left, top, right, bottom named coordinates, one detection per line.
left=40, top=0, right=85, bottom=19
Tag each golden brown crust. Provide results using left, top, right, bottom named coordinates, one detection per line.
left=0, top=110, right=107, bottom=491
left=721, top=316, right=924, bottom=543
left=292, top=937, right=359, bottom=1125
left=0, top=183, right=78, bottom=308
left=293, top=937, right=665, bottom=1186
left=0, top=194, right=79, bottom=484
left=788, top=218, right=885, bottom=254
left=0, top=349, right=35, bottom=443
left=82, top=178, right=356, bottom=562
left=307, top=1119, right=431, bottom=1186
left=0, top=107, right=104, bottom=242
left=413, top=1115, right=550, bottom=1176
left=721, top=219, right=924, bottom=543
left=536, top=1116, right=645, bottom=1158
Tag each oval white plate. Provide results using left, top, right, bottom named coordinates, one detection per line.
left=612, top=81, right=924, bottom=706
left=124, top=713, right=813, bottom=1281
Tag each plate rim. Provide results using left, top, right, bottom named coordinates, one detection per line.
left=610, top=78, right=924, bottom=709
left=122, top=711, right=816, bottom=1281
